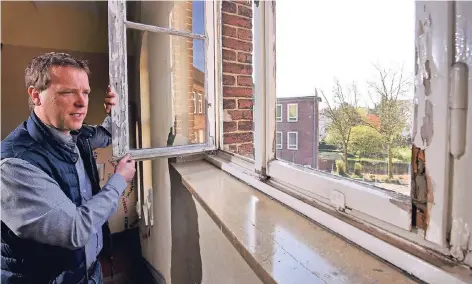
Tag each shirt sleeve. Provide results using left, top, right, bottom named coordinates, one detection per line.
left=88, top=115, right=112, bottom=150
left=1, top=158, right=127, bottom=250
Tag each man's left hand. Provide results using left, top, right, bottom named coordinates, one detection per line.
left=104, top=85, right=117, bottom=114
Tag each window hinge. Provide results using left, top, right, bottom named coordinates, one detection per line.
left=449, top=62, right=468, bottom=159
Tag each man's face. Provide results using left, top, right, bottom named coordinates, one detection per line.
left=38, top=66, right=90, bottom=133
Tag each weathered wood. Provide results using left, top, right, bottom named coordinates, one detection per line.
left=108, top=0, right=129, bottom=159
left=125, top=21, right=206, bottom=40
left=129, top=144, right=216, bottom=161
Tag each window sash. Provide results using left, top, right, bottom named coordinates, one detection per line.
left=287, top=131, right=298, bottom=150
left=276, top=131, right=283, bottom=149
left=287, top=103, right=298, bottom=122
left=108, top=0, right=219, bottom=160
left=276, top=104, right=282, bottom=121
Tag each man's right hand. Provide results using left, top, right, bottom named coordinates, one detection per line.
left=115, top=154, right=136, bottom=182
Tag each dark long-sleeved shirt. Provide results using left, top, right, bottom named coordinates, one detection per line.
left=1, top=116, right=127, bottom=269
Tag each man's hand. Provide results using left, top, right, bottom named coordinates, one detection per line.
left=104, top=85, right=117, bottom=114
left=115, top=154, right=136, bottom=183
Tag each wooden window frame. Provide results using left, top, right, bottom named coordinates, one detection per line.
left=108, top=0, right=220, bottom=161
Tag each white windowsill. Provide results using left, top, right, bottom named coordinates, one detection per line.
left=176, top=155, right=472, bottom=283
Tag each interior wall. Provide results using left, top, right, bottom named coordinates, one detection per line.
left=1, top=1, right=109, bottom=139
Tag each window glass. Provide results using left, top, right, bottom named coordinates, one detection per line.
left=126, top=1, right=208, bottom=149
left=275, top=0, right=414, bottom=195
left=276, top=131, right=283, bottom=149
left=276, top=104, right=282, bottom=121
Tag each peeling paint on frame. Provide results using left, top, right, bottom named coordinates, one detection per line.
left=412, top=2, right=453, bottom=247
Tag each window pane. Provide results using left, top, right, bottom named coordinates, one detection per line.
left=275, top=1, right=414, bottom=195
left=276, top=132, right=282, bottom=149
left=126, top=1, right=205, bottom=35
left=276, top=104, right=282, bottom=121
left=126, top=28, right=207, bottom=149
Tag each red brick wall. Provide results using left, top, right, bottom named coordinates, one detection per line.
left=276, top=97, right=317, bottom=167
left=221, top=0, right=254, bottom=157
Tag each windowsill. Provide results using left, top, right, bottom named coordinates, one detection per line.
left=171, top=159, right=444, bottom=284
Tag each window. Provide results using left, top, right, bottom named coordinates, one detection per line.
left=287, top=132, right=298, bottom=150
left=276, top=131, right=283, bottom=149
left=192, top=92, right=197, bottom=114
left=287, top=103, right=298, bottom=122
left=276, top=104, right=282, bottom=121
left=248, top=0, right=454, bottom=250
left=198, top=93, right=203, bottom=114
left=108, top=0, right=218, bottom=159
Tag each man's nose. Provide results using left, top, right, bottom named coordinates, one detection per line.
left=74, top=94, right=88, bottom=108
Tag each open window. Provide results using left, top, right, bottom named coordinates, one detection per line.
left=252, top=1, right=455, bottom=249
left=108, top=0, right=219, bottom=160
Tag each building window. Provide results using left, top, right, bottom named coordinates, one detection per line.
left=287, top=103, right=298, bottom=122
left=193, top=92, right=197, bottom=114
left=276, top=131, right=283, bottom=149
left=276, top=104, right=282, bottom=122
left=287, top=131, right=298, bottom=150
left=198, top=93, right=203, bottom=114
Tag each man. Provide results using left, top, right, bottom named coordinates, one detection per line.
left=1, top=52, right=136, bottom=284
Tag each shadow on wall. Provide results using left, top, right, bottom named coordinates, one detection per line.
left=170, top=165, right=203, bottom=284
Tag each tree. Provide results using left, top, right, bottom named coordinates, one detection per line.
left=321, top=79, right=364, bottom=171
left=349, top=125, right=383, bottom=158
left=367, top=64, right=412, bottom=178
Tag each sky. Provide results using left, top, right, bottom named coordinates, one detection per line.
left=192, top=0, right=205, bottom=72
left=275, top=0, right=415, bottom=108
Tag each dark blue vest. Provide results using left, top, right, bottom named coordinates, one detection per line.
left=1, top=112, right=112, bottom=284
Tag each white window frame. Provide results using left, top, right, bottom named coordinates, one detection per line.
left=198, top=92, right=203, bottom=114
left=108, top=0, right=219, bottom=160
left=276, top=131, right=283, bottom=149
left=250, top=1, right=454, bottom=250
left=276, top=104, right=282, bottom=122
left=192, top=92, right=197, bottom=114
left=287, top=103, right=298, bottom=122
left=287, top=131, right=298, bottom=150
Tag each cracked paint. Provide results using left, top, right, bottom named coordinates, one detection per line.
left=420, top=100, right=434, bottom=146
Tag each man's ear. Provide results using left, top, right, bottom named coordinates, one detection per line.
left=28, top=86, right=41, bottom=106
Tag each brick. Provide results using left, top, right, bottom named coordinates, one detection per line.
left=229, top=144, right=238, bottom=152
left=238, top=120, right=253, bottom=131
left=237, top=28, right=252, bottom=41
left=223, top=62, right=252, bottom=75
left=222, top=1, right=237, bottom=13
left=223, top=132, right=253, bottom=144
left=222, top=37, right=252, bottom=52
left=223, top=86, right=253, bottom=97
left=234, top=0, right=252, bottom=7
left=238, top=143, right=254, bottom=155
left=222, top=49, right=236, bottom=61
left=237, top=75, right=252, bottom=87
left=227, top=110, right=252, bottom=120
left=238, top=5, right=252, bottom=18
left=222, top=25, right=237, bottom=38
left=223, top=98, right=236, bottom=109
left=224, top=121, right=237, bottom=133
left=222, top=13, right=252, bottom=29
left=223, top=75, right=236, bottom=86
left=238, top=99, right=253, bottom=109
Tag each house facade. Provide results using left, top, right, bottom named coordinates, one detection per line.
left=276, top=96, right=321, bottom=168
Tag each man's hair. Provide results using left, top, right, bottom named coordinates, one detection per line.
left=25, top=52, right=91, bottom=111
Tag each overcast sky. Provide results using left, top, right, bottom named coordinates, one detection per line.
left=275, top=0, right=415, bottom=108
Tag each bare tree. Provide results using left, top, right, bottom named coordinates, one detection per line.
left=321, top=79, right=364, bottom=172
left=367, top=63, right=412, bottom=179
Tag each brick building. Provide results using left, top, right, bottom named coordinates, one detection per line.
left=276, top=96, right=322, bottom=168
